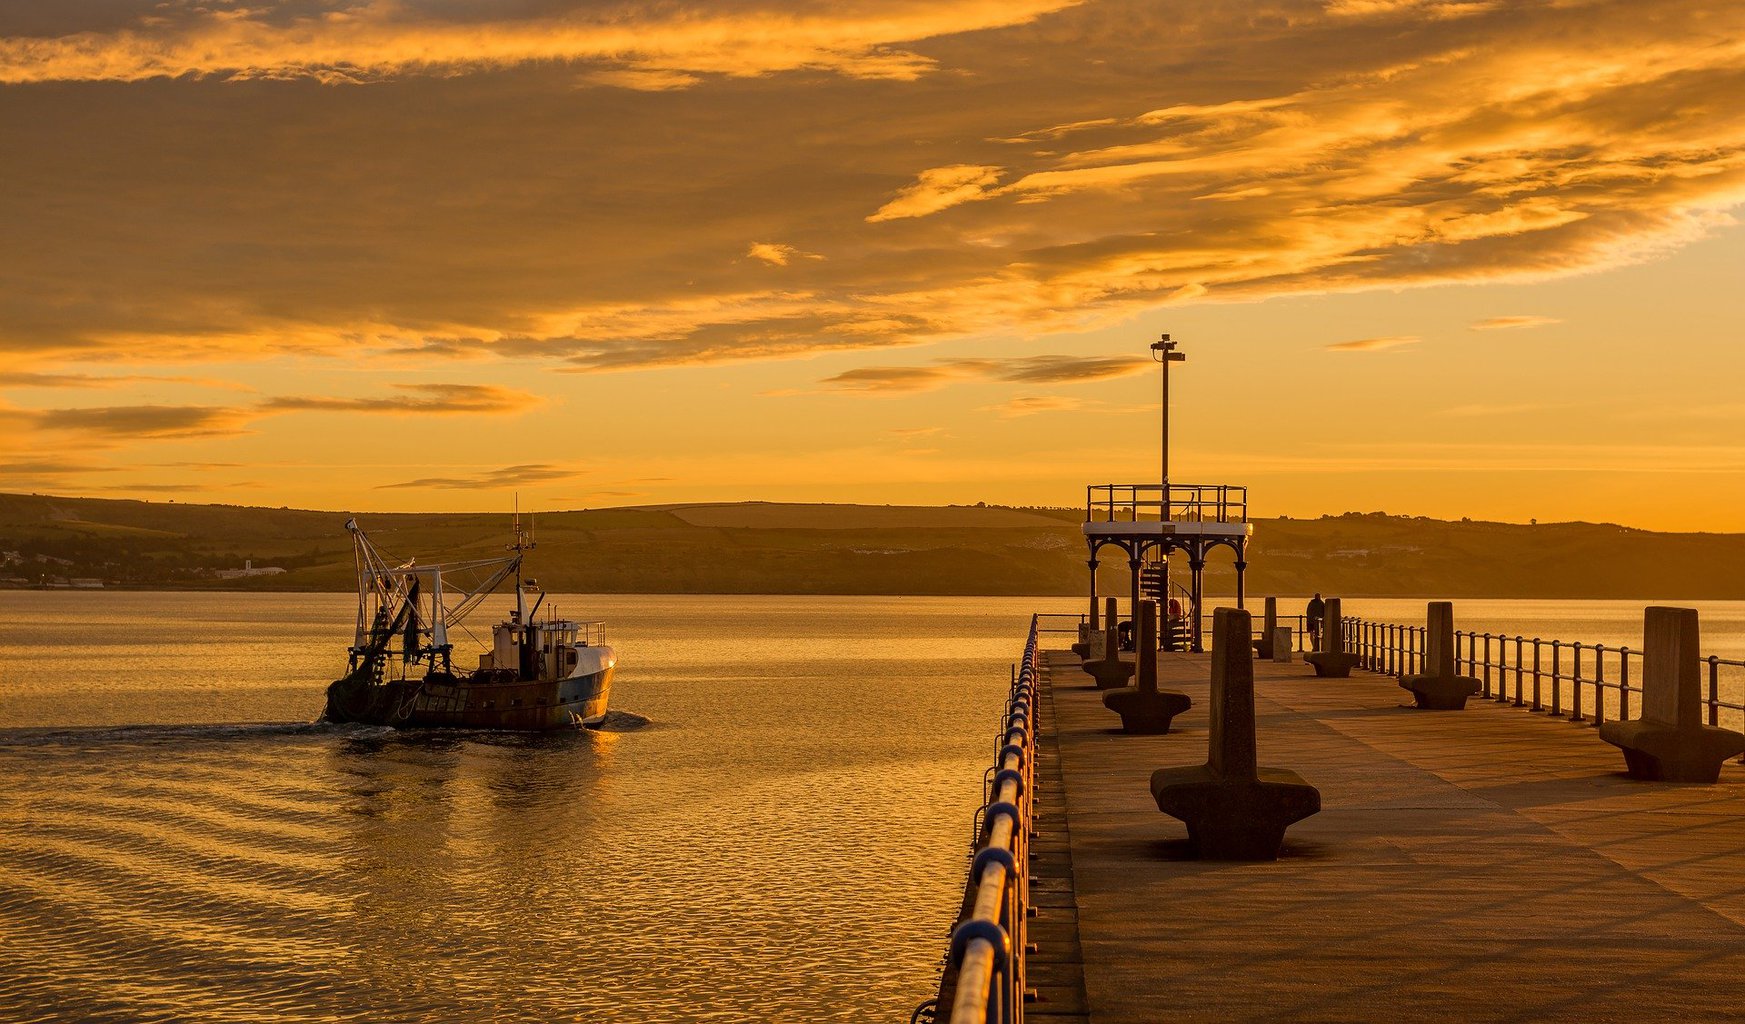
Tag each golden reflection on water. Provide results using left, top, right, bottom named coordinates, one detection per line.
left=0, top=593, right=1054, bottom=1023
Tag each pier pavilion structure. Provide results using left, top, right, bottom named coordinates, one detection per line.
left=1082, top=483, right=1250, bottom=653
left=1080, top=334, right=1251, bottom=653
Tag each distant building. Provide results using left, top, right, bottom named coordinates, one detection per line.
left=214, top=559, right=288, bottom=579
left=44, top=577, right=104, bottom=589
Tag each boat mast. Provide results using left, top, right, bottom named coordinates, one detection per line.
left=512, top=495, right=530, bottom=625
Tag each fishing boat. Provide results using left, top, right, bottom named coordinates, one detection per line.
left=322, top=514, right=613, bottom=730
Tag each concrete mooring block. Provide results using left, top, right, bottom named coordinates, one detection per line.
left=1071, top=596, right=1100, bottom=658
left=1598, top=607, right=1745, bottom=782
left=1082, top=597, right=1133, bottom=690
left=1399, top=602, right=1482, bottom=710
left=1151, top=608, right=1321, bottom=860
left=1305, top=597, right=1360, bottom=678
left=1103, top=600, right=1192, bottom=734
left=1252, top=596, right=1278, bottom=660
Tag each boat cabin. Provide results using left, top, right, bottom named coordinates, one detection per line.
left=479, top=613, right=606, bottom=681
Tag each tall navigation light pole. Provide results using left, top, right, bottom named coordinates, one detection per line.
left=1149, top=334, right=1185, bottom=516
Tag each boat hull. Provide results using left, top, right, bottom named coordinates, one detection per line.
left=325, top=652, right=614, bottom=731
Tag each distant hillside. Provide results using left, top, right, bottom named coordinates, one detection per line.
left=1, top=492, right=1742, bottom=598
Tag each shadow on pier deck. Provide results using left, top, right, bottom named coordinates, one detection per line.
left=1041, top=645, right=1745, bottom=1022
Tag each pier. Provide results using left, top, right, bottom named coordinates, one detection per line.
left=920, top=335, right=1745, bottom=1022
left=921, top=611, right=1745, bottom=1023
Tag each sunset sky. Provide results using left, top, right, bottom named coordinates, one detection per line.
left=3, top=0, right=1743, bottom=530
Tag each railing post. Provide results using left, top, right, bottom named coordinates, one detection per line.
left=1531, top=638, right=1542, bottom=712
left=1548, top=640, right=1562, bottom=716
left=1709, top=656, right=1721, bottom=728
left=1619, top=648, right=1631, bottom=721
left=1593, top=644, right=1606, bottom=726
left=1570, top=642, right=1584, bottom=722
left=1483, top=633, right=1494, bottom=699
left=1507, top=638, right=1521, bottom=708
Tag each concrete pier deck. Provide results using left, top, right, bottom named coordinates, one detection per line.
left=1039, top=646, right=1745, bottom=1022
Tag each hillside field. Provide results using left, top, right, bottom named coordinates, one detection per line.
left=2, top=492, right=1742, bottom=599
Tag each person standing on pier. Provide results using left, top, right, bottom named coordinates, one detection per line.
left=1306, top=593, right=1325, bottom=652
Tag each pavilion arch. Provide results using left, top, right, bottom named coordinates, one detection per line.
left=1081, top=486, right=1249, bottom=654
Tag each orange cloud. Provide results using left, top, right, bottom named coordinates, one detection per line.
left=261, top=383, right=538, bottom=415
left=1, top=0, right=1742, bottom=382
left=8, top=384, right=537, bottom=455
left=1326, top=336, right=1421, bottom=353
left=811, top=354, right=1149, bottom=393
left=867, top=165, right=1004, bottom=222
left=32, top=404, right=255, bottom=439
left=1471, top=315, right=1561, bottom=330
left=745, top=243, right=822, bottom=266
left=378, top=463, right=583, bottom=490
left=0, top=2, right=1080, bottom=86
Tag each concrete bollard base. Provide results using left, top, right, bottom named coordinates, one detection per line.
left=1304, top=651, right=1358, bottom=677
left=1599, top=720, right=1745, bottom=782
left=1104, top=686, right=1191, bottom=734
left=1399, top=674, right=1481, bottom=710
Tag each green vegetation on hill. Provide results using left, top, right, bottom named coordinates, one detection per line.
left=1, top=492, right=1741, bottom=598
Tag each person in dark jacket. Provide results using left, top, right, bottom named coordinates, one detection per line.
left=1306, top=593, right=1325, bottom=651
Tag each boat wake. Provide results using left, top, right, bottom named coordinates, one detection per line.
left=0, top=712, right=652, bottom=749
left=0, top=720, right=379, bottom=749
left=592, top=709, right=651, bottom=731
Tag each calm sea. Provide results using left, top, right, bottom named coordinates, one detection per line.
left=0, top=593, right=1066, bottom=1024
left=3, top=592, right=1743, bottom=1022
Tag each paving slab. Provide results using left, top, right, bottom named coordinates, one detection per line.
left=1043, top=648, right=1745, bottom=1023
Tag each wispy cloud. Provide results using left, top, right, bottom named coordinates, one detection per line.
left=14, top=384, right=539, bottom=451
left=0, top=3, right=1077, bottom=86
left=745, top=243, right=822, bottom=266
left=1325, top=336, right=1421, bottom=353
left=813, top=354, right=1149, bottom=393
left=0, top=371, right=245, bottom=390
left=261, top=383, right=538, bottom=415
left=378, top=463, right=584, bottom=490
left=0, top=459, right=116, bottom=480
left=867, top=165, right=1004, bottom=222
left=1470, top=315, right=1562, bottom=331
left=33, top=405, right=255, bottom=439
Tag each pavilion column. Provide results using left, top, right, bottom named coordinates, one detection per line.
left=1128, top=553, right=1143, bottom=648
left=1189, top=548, right=1207, bottom=653
left=1234, top=543, right=1248, bottom=611
left=1087, top=554, right=1099, bottom=615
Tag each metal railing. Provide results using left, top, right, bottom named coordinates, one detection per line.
left=1337, top=615, right=1745, bottom=739
left=1050, top=610, right=1314, bottom=653
left=1034, top=613, right=1085, bottom=636
left=916, top=617, right=1040, bottom=1024
left=1085, top=483, right=1248, bottom=524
